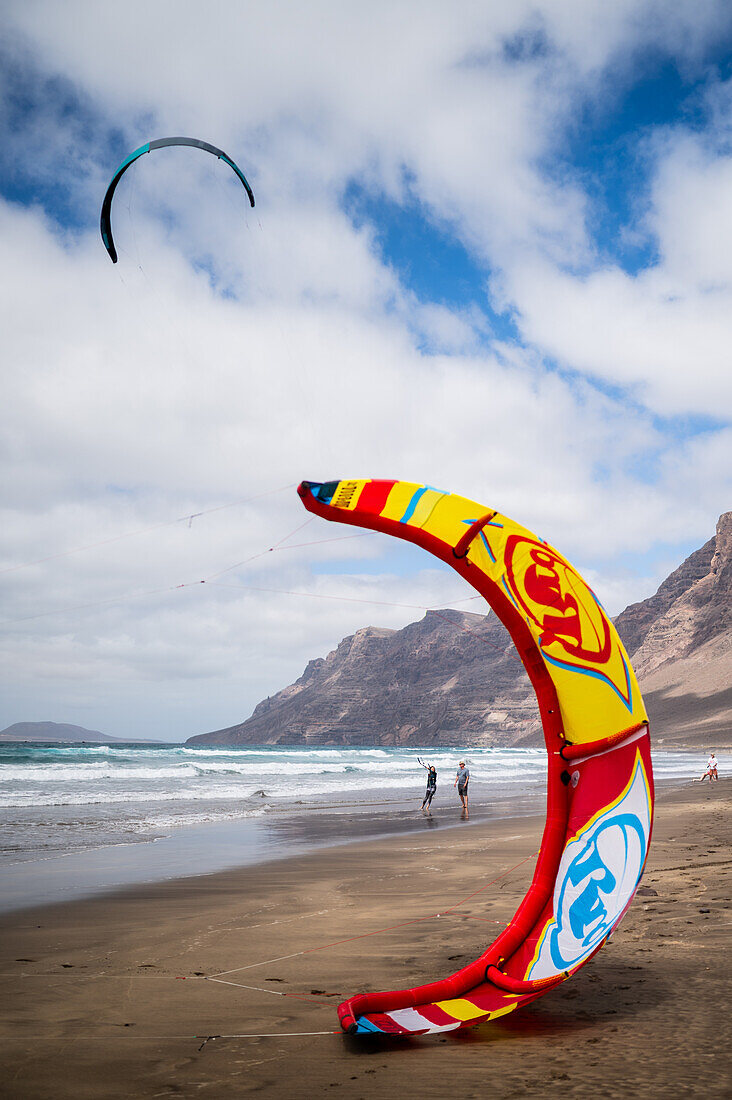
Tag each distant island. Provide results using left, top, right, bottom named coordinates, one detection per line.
left=0, top=721, right=164, bottom=744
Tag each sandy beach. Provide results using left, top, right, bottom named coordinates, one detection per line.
left=1, top=779, right=730, bottom=1099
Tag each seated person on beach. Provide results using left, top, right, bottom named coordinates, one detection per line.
left=420, top=762, right=437, bottom=813
left=454, top=761, right=470, bottom=812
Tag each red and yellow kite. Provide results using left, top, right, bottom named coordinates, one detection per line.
left=299, top=478, right=654, bottom=1037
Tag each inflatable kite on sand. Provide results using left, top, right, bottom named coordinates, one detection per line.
left=298, top=478, right=654, bottom=1037
left=100, top=136, right=255, bottom=263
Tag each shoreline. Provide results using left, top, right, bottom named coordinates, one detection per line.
left=2, top=770, right=705, bottom=916
left=0, top=780, right=730, bottom=1097
left=0, top=786, right=548, bottom=915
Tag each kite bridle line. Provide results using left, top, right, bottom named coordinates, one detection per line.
left=204, top=848, right=539, bottom=982
left=0, top=483, right=297, bottom=576
left=10, top=850, right=540, bottom=1045
left=4, top=518, right=527, bottom=670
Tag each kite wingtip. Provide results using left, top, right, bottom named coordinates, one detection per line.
left=337, top=1003, right=359, bottom=1034
left=298, top=480, right=341, bottom=506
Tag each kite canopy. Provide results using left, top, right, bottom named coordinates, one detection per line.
left=100, top=136, right=255, bottom=263
left=298, top=478, right=654, bottom=1037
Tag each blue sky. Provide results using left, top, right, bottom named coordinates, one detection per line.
left=1, top=2, right=731, bottom=739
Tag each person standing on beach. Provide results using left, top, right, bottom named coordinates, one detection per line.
left=698, top=753, right=718, bottom=782
left=454, top=761, right=470, bottom=814
left=419, top=759, right=437, bottom=813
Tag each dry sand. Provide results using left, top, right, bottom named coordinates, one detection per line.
left=1, top=781, right=730, bottom=1099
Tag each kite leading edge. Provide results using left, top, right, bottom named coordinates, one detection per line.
left=298, top=478, right=654, bottom=1037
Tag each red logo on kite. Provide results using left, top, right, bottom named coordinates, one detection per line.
left=504, top=536, right=612, bottom=667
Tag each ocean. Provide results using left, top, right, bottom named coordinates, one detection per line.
left=0, top=742, right=724, bottom=912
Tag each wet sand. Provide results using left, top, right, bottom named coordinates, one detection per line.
left=1, top=780, right=730, bottom=1098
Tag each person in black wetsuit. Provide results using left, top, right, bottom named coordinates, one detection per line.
left=419, top=759, right=437, bottom=813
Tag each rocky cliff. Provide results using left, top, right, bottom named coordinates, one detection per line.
left=188, top=512, right=732, bottom=748
left=620, top=512, right=732, bottom=747
left=190, top=609, right=540, bottom=747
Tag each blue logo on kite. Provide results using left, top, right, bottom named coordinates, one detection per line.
left=549, top=812, right=646, bottom=968
left=529, top=757, right=651, bottom=979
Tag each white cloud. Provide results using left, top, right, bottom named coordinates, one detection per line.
left=1, top=1, right=731, bottom=737
left=507, top=254, right=732, bottom=415
left=505, top=97, right=732, bottom=417
left=1, top=192, right=723, bottom=736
